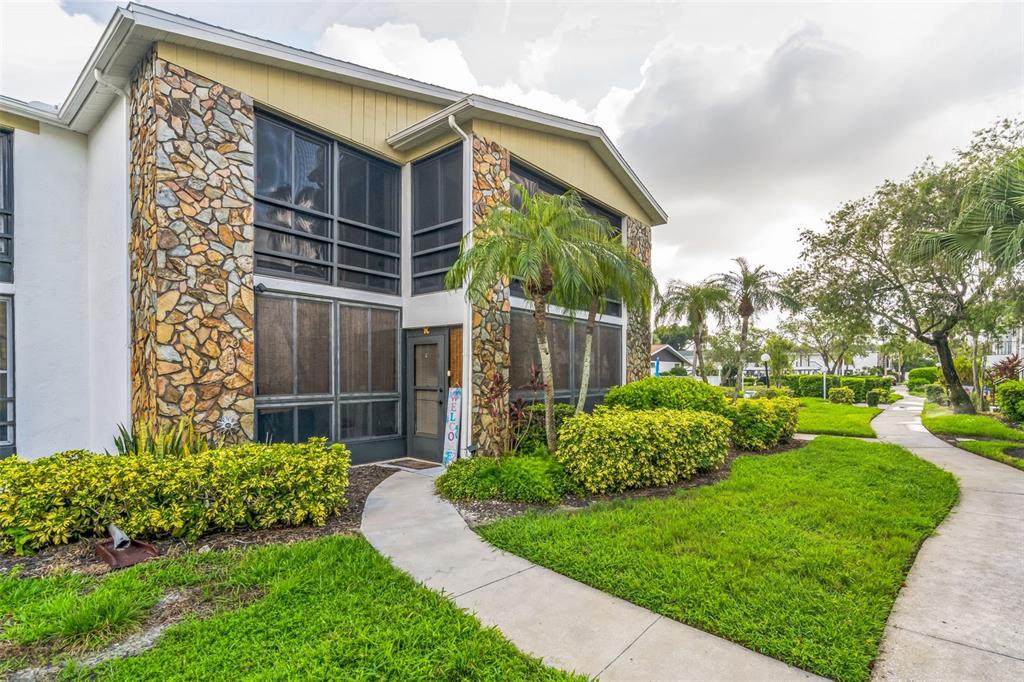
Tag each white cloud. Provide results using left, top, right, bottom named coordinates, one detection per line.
left=0, top=0, right=104, bottom=105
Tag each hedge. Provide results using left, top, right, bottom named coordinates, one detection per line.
left=0, top=439, right=350, bottom=554
left=907, top=377, right=931, bottom=392
left=516, top=402, right=575, bottom=454
left=829, top=387, right=855, bottom=404
left=798, top=374, right=840, bottom=398
left=924, top=384, right=948, bottom=405
left=867, top=388, right=885, bottom=407
left=723, top=397, right=799, bottom=452
left=996, top=380, right=1024, bottom=423
left=603, top=376, right=727, bottom=414
left=908, top=367, right=941, bottom=384
left=555, top=408, right=731, bottom=494
left=840, top=377, right=867, bottom=402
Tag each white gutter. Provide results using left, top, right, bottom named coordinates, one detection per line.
left=93, top=69, right=127, bottom=99
left=449, top=113, right=475, bottom=458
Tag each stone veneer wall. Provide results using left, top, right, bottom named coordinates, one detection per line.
left=129, top=52, right=256, bottom=440
left=470, top=136, right=512, bottom=455
left=625, top=216, right=653, bottom=383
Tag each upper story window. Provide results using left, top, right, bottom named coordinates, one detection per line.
left=0, top=130, right=12, bottom=283
left=411, top=145, right=463, bottom=295
left=255, top=113, right=400, bottom=295
left=508, top=161, right=622, bottom=316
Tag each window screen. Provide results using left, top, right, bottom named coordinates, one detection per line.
left=412, top=145, right=463, bottom=294
left=0, top=130, right=11, bottom=283
left=254, top=113, right=400, bottom=294
left=0, top=297, right=12, bottom=455
left=255, top=292, right=400, bottom=445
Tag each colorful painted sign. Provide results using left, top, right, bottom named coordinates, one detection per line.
left=442, top=387, right=463, bottom=465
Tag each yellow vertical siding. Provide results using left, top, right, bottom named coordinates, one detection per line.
left=470, top=119, right=652, bottom=223
left=156, top=42, right=451, bottom=162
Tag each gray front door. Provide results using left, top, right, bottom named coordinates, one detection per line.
left=406, top=331, right=447, bottom=460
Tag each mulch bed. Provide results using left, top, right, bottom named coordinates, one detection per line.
left=0, top=464, right=396, bottom=579
left=454, top=440, right=808, bottom=527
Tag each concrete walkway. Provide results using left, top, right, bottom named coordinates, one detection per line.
left=361, top=466, right=820, bottom=681
left=871, top=394, right=1024, bottom=681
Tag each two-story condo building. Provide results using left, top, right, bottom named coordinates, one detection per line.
left=0, top=4, right=666, bottom=462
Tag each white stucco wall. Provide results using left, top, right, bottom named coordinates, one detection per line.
left=85, top=98, right=130, bottom=451
left=11, top=121, right=92, bottom=457
left=6, top=99, right=129, bottom=458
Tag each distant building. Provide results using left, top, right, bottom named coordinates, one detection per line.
left=651, top=344, right=691, bottom=375
left=985, top=327, right=1023, bottom=377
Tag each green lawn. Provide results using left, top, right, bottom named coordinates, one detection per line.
left=796, top=397, right=881, bottom=437
left=2, top=536, right=576, bottom=681
left=480, top=437, right=958, bottom=682
left=954, top=440, right=1024, bottom=472
left=921, top=403, right=1024, bottom=441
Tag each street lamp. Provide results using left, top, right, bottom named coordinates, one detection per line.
left=760, top=352, right=771, bottom=387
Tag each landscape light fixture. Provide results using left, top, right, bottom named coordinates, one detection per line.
left=760, top=353, right=771, bottom=386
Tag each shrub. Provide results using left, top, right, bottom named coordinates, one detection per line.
left=723, top=397, right=799, bottom=452
left=881, top=391, right=902, bottom=404
left=829, top=387, right=855, bottom=404
left=112, top=418, right=210, bottom=457
left=0, top=439, right=350, bottom=554
left=924, top=383, right=948, bottom=405
left=907, top=377, right=930, bottom=392
left=866, top=388, right=885, bottom=407
left=798, top=374, right=839, bottom=398
left=603, top=376, right=727, bottom=414
left=515, top=402, right=575, bottom=454
left=840, top=377, right=867, bottom=402
left=782, top=374, right=803, bottom=394
left=754, top=385, right=795, bottom=399
left=908, top=366, right=941, bottom=384
left=555, top=408, right=731, bottom=494
left=435, top=450, right=577, bottom=504
left=996, top=380, right=1024, bottom=423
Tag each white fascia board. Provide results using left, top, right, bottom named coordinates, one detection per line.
left=388, top=95, right=668, bottom=225
left=0, top=96, right=62, bottom=126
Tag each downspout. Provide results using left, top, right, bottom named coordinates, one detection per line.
left=448, top=114, right=474, bottom=459
left=93, top=68, right=127, bottom=99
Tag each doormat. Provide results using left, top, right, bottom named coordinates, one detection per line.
left=387, top=458, right=441, bottom=470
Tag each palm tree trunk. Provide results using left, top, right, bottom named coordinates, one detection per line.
left=531, top=292, right=558, bottom=451
left=695, top=323, right=707, bottom=382
left=575, top=298, right=599, bottom=414
left=735, top=315, right=749, bottom=396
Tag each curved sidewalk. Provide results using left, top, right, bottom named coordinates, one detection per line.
left=871, top=395, right=1024, bottom=681
left=361, top=466, right=820, bottom=681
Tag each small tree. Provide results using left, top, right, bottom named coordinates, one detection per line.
left=763, top=333, right=795, bottom=387
left=446, top=185, right=606, bottom=452
left=657, top=280, right=730, bottom=383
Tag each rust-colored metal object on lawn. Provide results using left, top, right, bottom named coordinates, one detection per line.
left=95, top=539, right=160, bottom=569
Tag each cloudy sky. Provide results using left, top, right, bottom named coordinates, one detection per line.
left=2, top=0, right=1021, bottom=290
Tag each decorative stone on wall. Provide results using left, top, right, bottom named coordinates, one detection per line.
left=626, top=216, right=653, bottom=383
left=470, top=136, right=512, bottom=456
left=129, top=52, right=255, bottom=441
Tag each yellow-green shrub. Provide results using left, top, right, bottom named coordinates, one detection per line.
left=0, top=438, right=350, bottom=554
left=603, top=376, right=727, bottom=414
left=829, top=387, right=855, bottom=404
left=555, top=408, right=731, bottom=494
left=724, top=397, right=799, bottom=452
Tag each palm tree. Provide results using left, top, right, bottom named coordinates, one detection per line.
left=716, top=257, right=785, bottom=396
left=916, top=150, right=1024, bottom=270
left=560, top=222, right=655, bottom=414
left=446, top=185, right=604, bottom=452
left=656, top=280, right=729, bottom=382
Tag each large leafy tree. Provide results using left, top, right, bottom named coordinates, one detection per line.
left=716, top=258, right=787, bottom=395
left=559, top=222, right=655, bottom=414
left=798, top=122, right=1020, bottom=413
left=653, top=323, right=693, bottom=352
left=447, top=185, right=608, bottom=452
left=657, top=280, right=730, bottom=382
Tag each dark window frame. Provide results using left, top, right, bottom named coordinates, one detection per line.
left=508, top=159, right=623, bottom=317
left=254, top=290, right=402, bottom=445
left=0, top=296, right=13, bottom=457
left=0, top=129, right=12, bottom=283
left=411, top=143, right=463, bottom=295
left=254, top=112, right=401, bottom=295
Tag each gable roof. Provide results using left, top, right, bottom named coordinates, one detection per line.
left=650, top=344, right=690, bottom=364
left=0, top=3, right=665, bottom=225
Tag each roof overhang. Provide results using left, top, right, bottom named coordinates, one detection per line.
left=651, top=345, right=689, bottom=363
left=1, top=3, right=666, bottom=225
left=388, top=95, right=668, bottom=225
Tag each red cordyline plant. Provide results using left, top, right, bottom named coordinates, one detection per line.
left=481, top=364, right=546, bottom=455
left=988, top=353, right=1023, bottom=384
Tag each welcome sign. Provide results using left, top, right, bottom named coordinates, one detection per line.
left=442, top=387, right=462, bottom=465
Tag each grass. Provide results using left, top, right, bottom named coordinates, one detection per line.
left=795, top=397, right=881, bottom=437
left=954, top=440, right=1024, bottom=471
left=921, top=402, right=1024, bottom=441
left=480, top=437, right=958, bottom=682
left=2, top=536, right=577, bottom=681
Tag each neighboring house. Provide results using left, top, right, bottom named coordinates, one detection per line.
left=0, top=4, right=666, bottom=461
left=985, top=327, right=1023, bottom=373
left=650, top=344, right=691, bottom=375
left=740, top=350, right=894, bottom=378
